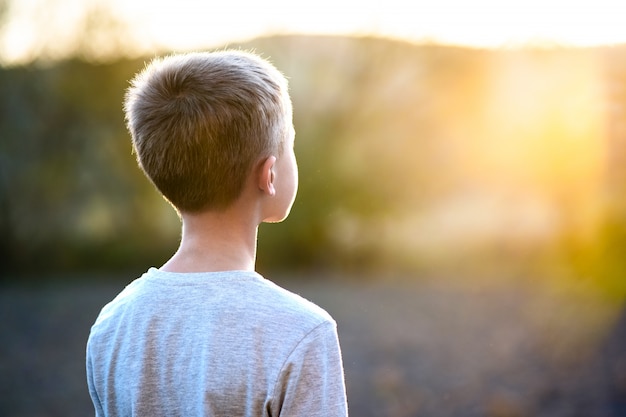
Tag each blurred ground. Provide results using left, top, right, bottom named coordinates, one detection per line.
left=1, top=273, right=625, bottom=417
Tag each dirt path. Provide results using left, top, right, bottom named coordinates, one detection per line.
left=1, top=275, right=624, bottom=416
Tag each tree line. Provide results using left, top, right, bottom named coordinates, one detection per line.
left=2, top=35, right=626, bottom=294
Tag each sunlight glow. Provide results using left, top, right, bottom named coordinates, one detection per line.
left=2, top=0, right=626, bottom=64
left=120, top=0, right=626, bottom=51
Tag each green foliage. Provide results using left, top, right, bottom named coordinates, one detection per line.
left=253, top=36, right=491, bottom=272
left=2, top=36, right=626, bottom=287
left=558, top=208, right=626, bottom=300
left=0, top=58, right=179, bottom=276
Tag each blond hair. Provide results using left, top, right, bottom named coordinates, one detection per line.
left=124, top=50, right=291, bottom=212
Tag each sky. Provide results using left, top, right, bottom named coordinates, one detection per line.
left=1, top=0, right=626, bottom=64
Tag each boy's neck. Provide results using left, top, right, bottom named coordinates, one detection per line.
left=160, top=207, right=258, bottom=274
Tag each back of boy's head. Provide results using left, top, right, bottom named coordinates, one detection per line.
left=124, top=50, right=292, bottom=213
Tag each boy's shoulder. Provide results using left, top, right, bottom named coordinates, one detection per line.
left=94, top=268, right=334, bottom=331
left=250, top=273, right=335, bottom=325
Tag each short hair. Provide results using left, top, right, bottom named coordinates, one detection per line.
left=124, top=50, right=292, bottom=212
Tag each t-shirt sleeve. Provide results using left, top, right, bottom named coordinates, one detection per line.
left=270, top=319, right=349, bottom=417
left=86, top=342, right=105, bottom=417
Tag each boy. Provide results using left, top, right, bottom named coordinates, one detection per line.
left=86, top=50, right=348, bottom=416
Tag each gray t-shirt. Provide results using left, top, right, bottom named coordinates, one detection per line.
left=86, top=268, right=348, bottom=416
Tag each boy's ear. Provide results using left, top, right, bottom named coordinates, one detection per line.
left=258, top=156, right=276, bottom=196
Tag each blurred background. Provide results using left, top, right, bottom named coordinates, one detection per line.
left=2, top=0, right=626, bottom=416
